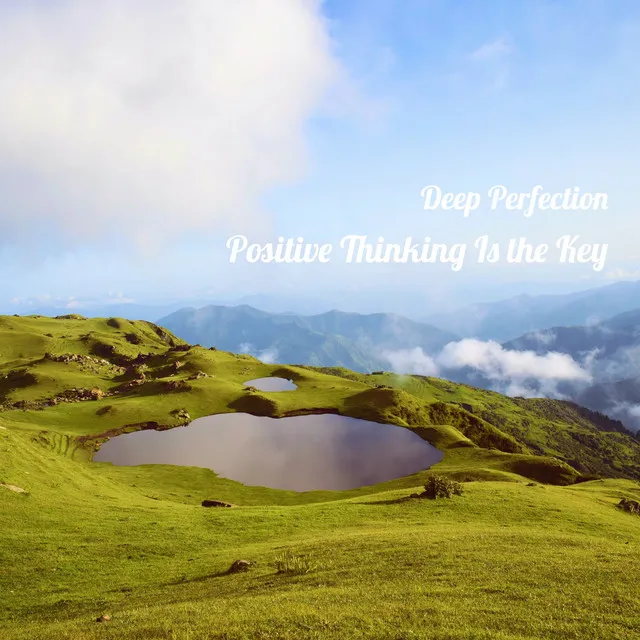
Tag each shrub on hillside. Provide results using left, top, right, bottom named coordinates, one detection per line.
left=618, top=498, right=640, bottom=515
left=422, top=475, right=464, bottom=499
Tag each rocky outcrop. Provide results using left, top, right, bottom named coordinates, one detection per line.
left=618, top=498, right=640, bottom=515
left=162, top=380, right=192, bottom=393
left=227, top=559, right=252, bottom=574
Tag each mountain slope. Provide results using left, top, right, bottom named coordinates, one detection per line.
left=305, top=368, right=640, bottom=480
left=426, top=280, right=640, bottom=341
left=158, top=305, right=458, bottom=372
left=0, top=314, right=638, bottom=481
left=504, top=308, right=640, bottom=358
left=502, top=309, right=640, bottom=429
left=1, top=314, right=640, bottom=639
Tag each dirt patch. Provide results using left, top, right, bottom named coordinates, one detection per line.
left=1, top=483, right=26, bottom=494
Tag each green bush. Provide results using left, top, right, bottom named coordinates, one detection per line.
left=422, top=475, right=464, bottom=499
left=274, top=550, right=317, bottom=575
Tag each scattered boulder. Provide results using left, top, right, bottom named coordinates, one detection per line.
left=170, top=408, right=191, bottom=423
left=202, top=500, right=234, bottom=508
left=188, top=371, right=208, bottom=380
left=45, top=353, right=117, bottom=369
left=618, top=498, right=640, bottom=515
left=115, top=379, right=145, bottom=393
left=96, top=614, right=111, bottom=623
left=90, top=387, right=104, bottom=400
left=59, top=387, right=105, bottom=402
left=162, top=380, right=192, bottom=393
left=227, top=559, right=252, bottom=574
left=1, top=483, right=26, bottom=494
left=10, top=399, right=39, bottom=410
left=124, top=365, right=146, bottom=381
left=170, top=344, right=191, bottom=353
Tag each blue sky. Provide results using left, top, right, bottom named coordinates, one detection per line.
left=1, top=0, right=639, bottom=315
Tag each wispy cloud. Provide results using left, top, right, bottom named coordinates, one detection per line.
left=469, top=36, right=514, bottom=90
left=470, top=36, right=514, bottom=61
left=238, top=342, right=280, bottom=365
left=381, top=347, right=438, bottom=376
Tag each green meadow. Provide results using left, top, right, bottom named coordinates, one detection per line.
left=1, top=315, right=639, bottom=639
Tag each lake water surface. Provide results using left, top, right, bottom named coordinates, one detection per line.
left=243, top=377, right=297, bottom=391
left=93, top=413, right=442, bottom=491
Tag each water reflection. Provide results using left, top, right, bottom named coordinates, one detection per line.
left=94, top=413, right=443, bottom=491
left=243, top=377, right=297, bottom=392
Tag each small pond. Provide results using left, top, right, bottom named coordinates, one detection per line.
left=93, top=413, right=442, bottom=491
left=243, top=377, right=297, bottom=392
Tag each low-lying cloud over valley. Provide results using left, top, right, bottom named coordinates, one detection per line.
left=382, top=339, right=593, bottom=399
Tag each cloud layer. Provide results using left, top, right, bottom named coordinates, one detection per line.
left=0, top=0, right=339, bottom=246
left=383, top=339, right=592, bottom=398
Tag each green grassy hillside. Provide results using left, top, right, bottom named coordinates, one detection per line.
left=1, top=315, right=639, bottom=639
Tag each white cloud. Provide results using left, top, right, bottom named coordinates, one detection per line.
left=381, top=347, right=438, bottom=376
left=382, top=338, right=591, bottom=399
left=238, top=342, right=253, bottom=355
left=257, top=347, right=279, bottom=365
left=529, top=329, right=556, bottom=346
left=0, top=1, right=342, bottom=247
left=438, top=339, right=591, bottom=384
left=470, top=37, right=513, bottom=61
left=237, top=341, right=279, bottom=364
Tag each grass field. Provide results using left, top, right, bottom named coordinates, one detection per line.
left=1, top=315, right=639, bottom=639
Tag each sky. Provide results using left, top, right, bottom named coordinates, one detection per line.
left=1, top=0, right=639, bottom=315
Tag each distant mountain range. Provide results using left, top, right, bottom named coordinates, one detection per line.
left=504, top=308, right=640, bottom=360
left=425, top=280, right=640, bottom=342
left=500, top=308, right=640, bottom=429
left=158, top=286, right=640, bottom=432
left=158, top=305, right=458, bottom=372
left=38, top=280, right=632, bottom=432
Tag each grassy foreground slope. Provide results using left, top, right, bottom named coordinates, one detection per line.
left=1, top=315, right=640, bottom=639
